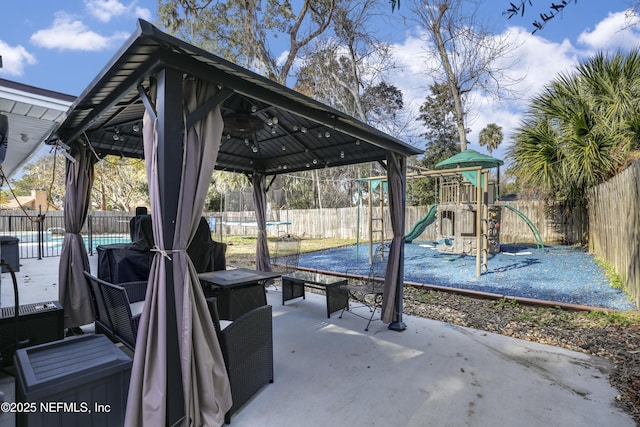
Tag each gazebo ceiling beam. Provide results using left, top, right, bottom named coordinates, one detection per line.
left=61, top=55, right=162, bottom=145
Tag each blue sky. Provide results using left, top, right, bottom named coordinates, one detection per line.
left=1, top=0, right=640, bottom=160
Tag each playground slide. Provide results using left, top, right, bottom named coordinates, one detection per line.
left=405, top=205, right=438, bottom=243
left=503, top=204, right=544, bottom=249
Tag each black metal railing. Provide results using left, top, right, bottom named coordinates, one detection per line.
left=0, top=214, right=133, bottom=259
left=1, top=213, right=223, bottom=260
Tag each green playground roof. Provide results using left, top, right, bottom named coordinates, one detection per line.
left=435, top=149, right=503, bottom=170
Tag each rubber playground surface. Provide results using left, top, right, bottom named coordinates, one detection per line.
left=296, top=241, right=636, bottom=311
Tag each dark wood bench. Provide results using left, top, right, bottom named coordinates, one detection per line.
left=281, top=271, right=348, bottom=318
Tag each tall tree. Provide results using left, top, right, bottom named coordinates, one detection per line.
left=6, top=150, right=65, bottom=209
left=508, top=49, right=640, bottom=205
left=93, top=157, right=148, bottom=211
left=158, top=0, right=336, bottom=85
left=158, top=0, right=340, bottom=212
left=418, top=82, right=464, bottom=161
left=9, top=153, right=148, bottom=212
left=294, top=0, right=405, bottom=207
left=410, top=0, right=519, bottom=152
left=296, top=1, right=400, bottom=123
left=411, top=82, right=467, bottom=205
left=478, top=123, right=503, bottom=156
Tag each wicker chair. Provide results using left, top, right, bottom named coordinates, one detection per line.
left=84, top=272, right=273, bottom=424
left=84, top=272, right=146, bottom=352
left=339, top=244, right=388, bottom=331
left=272, top=233, right=301, bottom=274
left=207, top=298, right=273, bottom=424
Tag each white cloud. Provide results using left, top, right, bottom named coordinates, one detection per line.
left=499, top=26, right=579, bottom=101
left=390, top=33, right=438, bottom=122
left=134, top=6, right=152, bottom=21
left=30, top=12, right=129, bottom=51
left=578, top=10, right=640, bottom=50
left=388, top=25, right=585, bottom=158
left=84, top=0, right=152, bottom=23
left=467, top=27, right=583, bottom=158
left=85, top=0, right=128, bottom=23
left=0, top=41, right=37, bottom=76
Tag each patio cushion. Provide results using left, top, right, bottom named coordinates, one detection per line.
left=219, top=320, right=233, bottom=330
left=130, top=301, right=145, bottom=317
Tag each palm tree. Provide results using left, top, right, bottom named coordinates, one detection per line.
left=508, top=49, right=640, bottom=204
left=478, top=123, right=503, bottom=156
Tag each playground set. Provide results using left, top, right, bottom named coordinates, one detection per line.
left=362, top=150, right=543, bottom=277
left=250, top=150, right=631, bottom=310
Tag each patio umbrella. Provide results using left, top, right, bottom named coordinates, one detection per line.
left=382, top=152, right=406, bottom=328
left=252, top=173, right=272, bottom=271
left=125, top=77, right=232, bottom=426
left=59, top=144, right=96, bottom=329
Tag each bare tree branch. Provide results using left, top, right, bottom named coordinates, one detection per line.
left=412, top=0, right=522, bottom=152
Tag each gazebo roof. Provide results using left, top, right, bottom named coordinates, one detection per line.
left=435, top=149, right=503, bottom=170
left=47, top=20, right=422, bottom=175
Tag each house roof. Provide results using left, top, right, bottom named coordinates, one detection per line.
left=2, top=191, right=60, bottom=211
left=47, top=20, right=422, bottom=176
left=0, top=78, right=75, bottom=179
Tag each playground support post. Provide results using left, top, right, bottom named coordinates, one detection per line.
left=475, top=169, right=490, bottom=277
left=368, top=180, right=373, bottom=262
left=356, top=180, right=361, bottom=261
left=476, top=169, right=482, bottom=277
left=482, top=170, right=489, bottom=272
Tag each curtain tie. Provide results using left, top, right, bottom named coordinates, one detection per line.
left=151, top=246, right=187, bottom=261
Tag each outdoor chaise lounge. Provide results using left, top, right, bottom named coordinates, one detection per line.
left=84, top=272, right=274, bottom=424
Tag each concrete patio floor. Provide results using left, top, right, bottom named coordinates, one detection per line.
left=0, top=256, right=634, bottom=426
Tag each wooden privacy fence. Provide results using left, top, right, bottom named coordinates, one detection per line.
left=4, top=200, right=592, bottom=261
left=497, top=200, right=588, bottom=245
left=220, top=201, right=586, bottom=245
left=588, top=160, right=640, bottom=308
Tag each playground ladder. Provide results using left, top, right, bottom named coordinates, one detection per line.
left=369, top=180, right=385, bottom=262
left=370, top=216, right=384, bottom=261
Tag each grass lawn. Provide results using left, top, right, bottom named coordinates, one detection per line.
left=222, top=235, right=356, bottom=268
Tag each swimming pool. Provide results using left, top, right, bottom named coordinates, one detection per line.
left=51, top=234, right=132, bottom=249
left=295, top=242, right=636, bottom=311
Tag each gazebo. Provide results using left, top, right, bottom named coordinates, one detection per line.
left=47, top=20, right=422, bottom=426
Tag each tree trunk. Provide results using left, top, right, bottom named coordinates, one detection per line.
left=433, top=3, right=467, bottom=151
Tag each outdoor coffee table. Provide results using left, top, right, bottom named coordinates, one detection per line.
left=199, top=268, right=281, bottom=320
left=281, top=271, right=348, bottom=318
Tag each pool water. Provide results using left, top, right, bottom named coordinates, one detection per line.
left=51, top=235, right=132, bottom=249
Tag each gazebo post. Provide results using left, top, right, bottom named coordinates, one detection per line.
left=387, top=153, right=407, bottom=331
left=155, top=67, right=186, bottom=424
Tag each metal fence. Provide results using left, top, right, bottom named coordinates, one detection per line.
left=0, top=212, right=224, bottom=261
left=0, top=213, right=134, bottom=259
